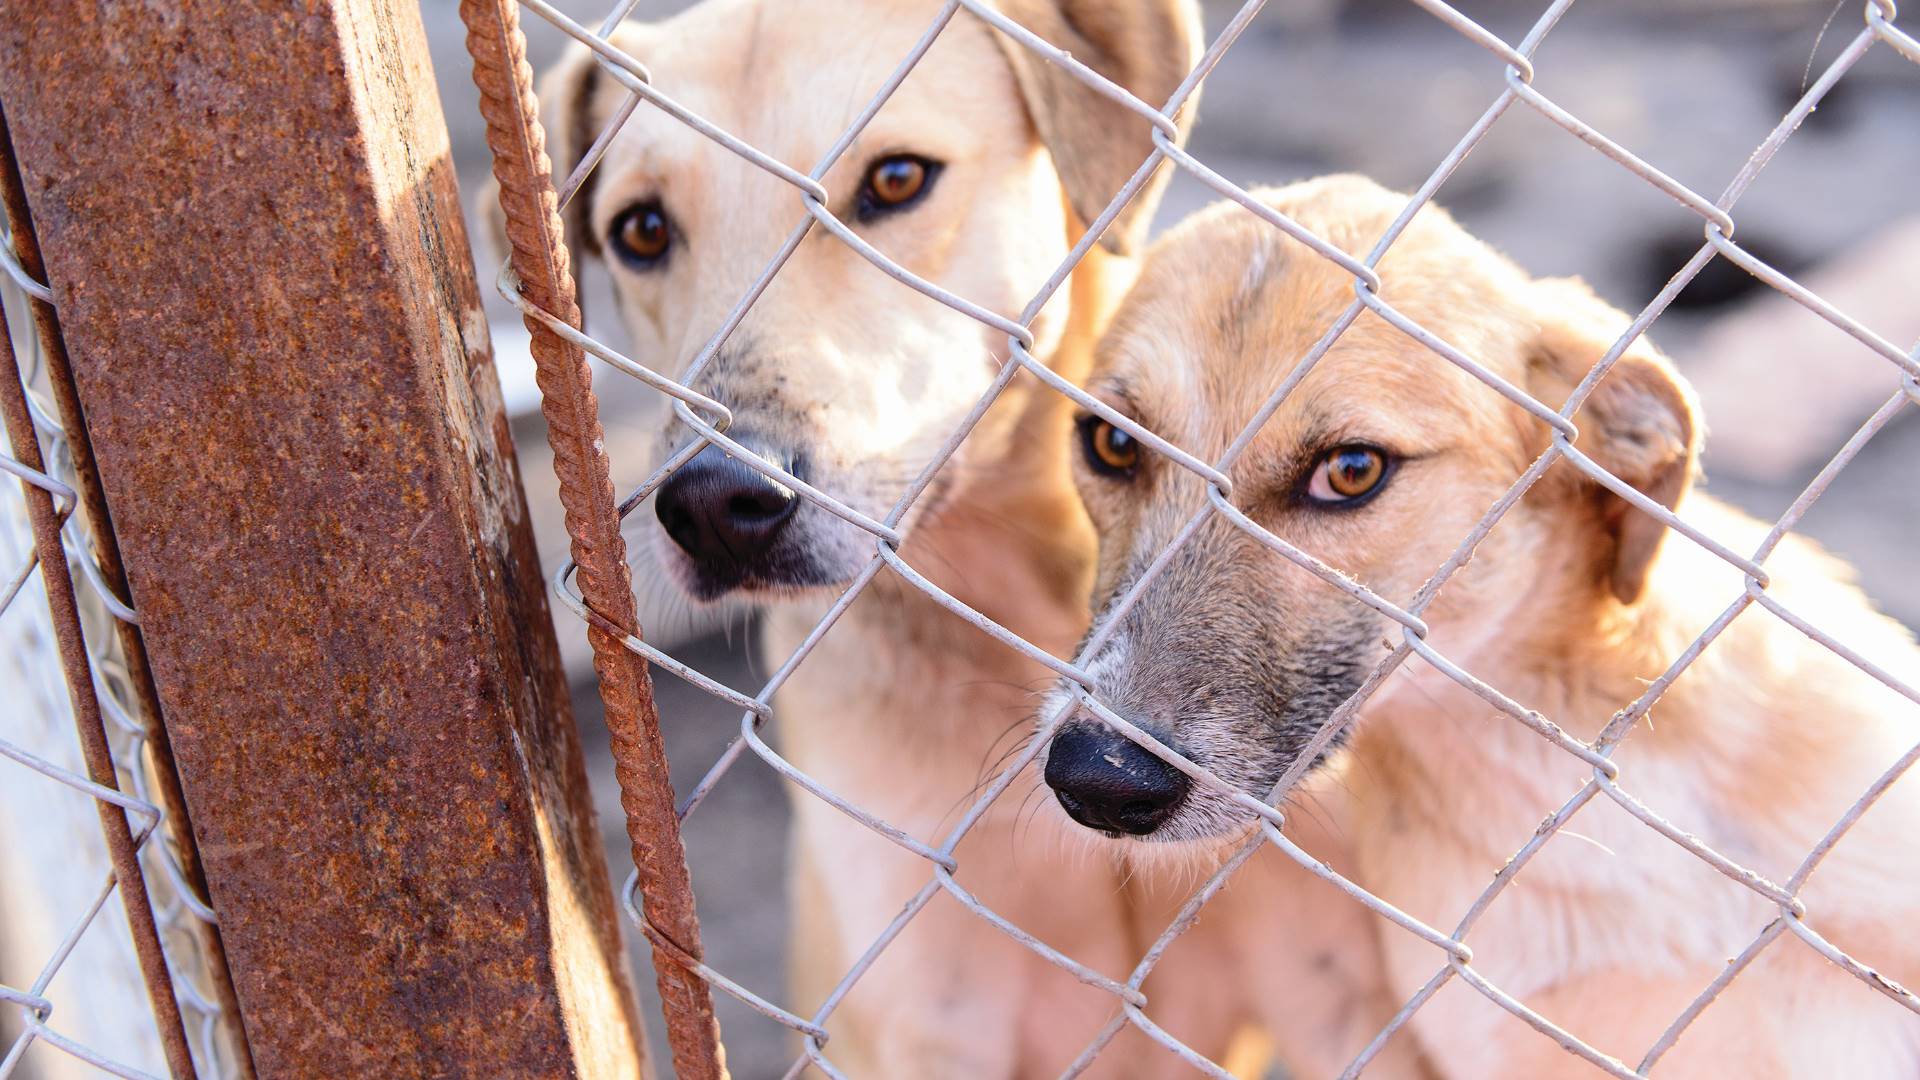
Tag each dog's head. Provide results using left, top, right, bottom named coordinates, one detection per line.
left=535, top=0, right=1201, bottom=600
left=1041, top=174, right=1703, bottom=842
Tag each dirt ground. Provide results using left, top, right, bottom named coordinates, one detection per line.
left=425, top=0, right=1918, bottom=1072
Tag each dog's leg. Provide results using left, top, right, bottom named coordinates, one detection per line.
left=1195, top=788, right=1442, bottom=1080
left=791, top=795, right=1177, bottom=1077
left=789, top=799, right=1019, bottom=1076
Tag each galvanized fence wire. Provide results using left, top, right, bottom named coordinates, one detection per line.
left=0, top=211, right=244, bottom=1077
left=495, top=0, right=1920, bottom=1074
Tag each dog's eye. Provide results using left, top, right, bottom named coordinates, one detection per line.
left=1079, top=416, right=1140, bottom=477
left=857, top=154, right=941, bottom=220
left=1306, top=445, right=1391, bottom=505
left=609, top=202, right=672, bottom=267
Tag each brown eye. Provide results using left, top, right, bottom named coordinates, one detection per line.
left=858, top=155, right=940, bottom=219
left=1079, top=416, right=1140, bottom=477
left=1307, top=446, right=1390, bottom=504
left=609, top=202, right=671, bottom=266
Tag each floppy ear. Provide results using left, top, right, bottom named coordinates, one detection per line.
left=493, top=28, right=646, bottom=320
left=1528, top=278, right=1703, bottom=605
left=533, top=37, right=618, bottom=262
left=989, top=0, right=1204, bottom=255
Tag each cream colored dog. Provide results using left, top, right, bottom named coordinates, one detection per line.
left=522, top=1, right=1362, bottom=1074
left=1046, top=173, right=1920, bottom=1076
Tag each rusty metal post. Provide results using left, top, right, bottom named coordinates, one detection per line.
left=0, top=230, right=198, bottom=1080
left=459, top=2, right=726, bottom=1076
left=0, top=106, right=256, bottom=1080
left=0, top=2, right=648, bottom=1077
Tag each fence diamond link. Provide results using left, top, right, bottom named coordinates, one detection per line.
left=469, top=0, right=1920, bottom=1075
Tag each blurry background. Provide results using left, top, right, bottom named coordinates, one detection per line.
left=423, top=0, right=1918, bottom=1072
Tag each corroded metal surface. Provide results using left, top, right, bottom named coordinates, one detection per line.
left=0, top=106, right=256, bottom=1080
left=460, top=1, right=725, bottom=1075
left=0, top=1, right=645, bottom=1076
left=0, top=199, right=197, bottom=1080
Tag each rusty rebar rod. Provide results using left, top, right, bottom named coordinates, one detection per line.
left=459, top=1, right=726, bottom=1075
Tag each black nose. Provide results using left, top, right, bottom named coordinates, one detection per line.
left=654, top=439, right=800, bottom=572
left=1044, top=726, right=1190, bottom=836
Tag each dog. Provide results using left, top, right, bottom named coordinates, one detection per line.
left=1043, top=172, right=1920, bottom=1076
left=520, top=1, right=1323, bottom=1073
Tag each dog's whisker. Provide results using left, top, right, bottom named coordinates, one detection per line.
left=1556, top=829, right=1618, bottom=858
left=937, top=718, right=1040, bottom=829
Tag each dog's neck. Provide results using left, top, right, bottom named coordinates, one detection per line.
left=1347, top=492, right=1910, bottom=849
left=1361, top=564, right=1679, bottom=763
left=882, top=244, right=1133, bottom=656
left=758, top=242, right=1136, bottom=787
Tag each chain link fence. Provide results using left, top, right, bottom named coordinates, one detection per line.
left=466, top=0, right=1920, bottom=1076
left=2, top=0, right=1913, bottom=1075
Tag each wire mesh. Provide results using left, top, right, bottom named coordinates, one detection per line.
left=473, top=0, right=1920, bottom=1075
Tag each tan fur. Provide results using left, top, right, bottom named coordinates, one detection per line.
left=1066, top=174, right=1920, bottom=1076
left=519, top=2, right=1363, bottom=1074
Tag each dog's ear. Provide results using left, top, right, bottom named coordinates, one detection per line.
left=1528, top=278, right=1703, bottom=605
left=989, top=0, right=1204, bottom=255
left=494, top=27, right=647, bottom=322
left=534, top=37, right=616, bottom=263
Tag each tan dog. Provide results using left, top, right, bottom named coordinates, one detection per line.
left=1047, top=174, right=1920, bottom=1077
left=523, top=1, right=1324, bottom=1073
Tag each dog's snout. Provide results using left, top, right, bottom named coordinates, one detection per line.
left=1044, top=726, right=1190, bottom=836
left=655, top=439, right=801, bottom=574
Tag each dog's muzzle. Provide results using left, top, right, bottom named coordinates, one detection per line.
left=655, top=435, right=803, bottom=596
left=1044, top=724, right=1191, bottom=837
